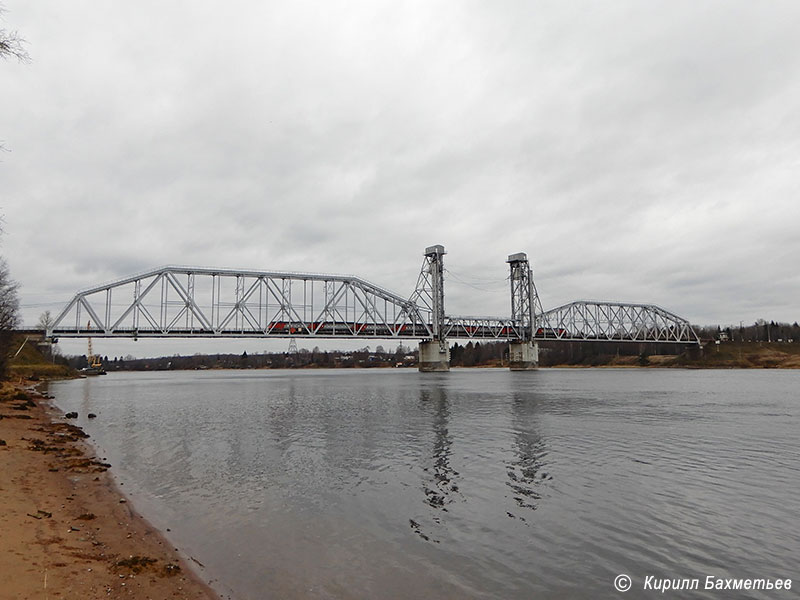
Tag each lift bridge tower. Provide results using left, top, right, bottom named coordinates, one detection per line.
left=507, top=252, right=542, bottom=370
left=410, top=245, right=449, bottom=372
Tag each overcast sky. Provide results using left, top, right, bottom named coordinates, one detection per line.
left=2, top=1, right=799, bottom=357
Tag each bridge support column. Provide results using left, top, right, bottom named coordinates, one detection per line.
left=509, top=341, right=538, bottom=371
left=419, top=340, right=450, bottom=372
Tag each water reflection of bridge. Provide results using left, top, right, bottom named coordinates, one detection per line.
left=38, top=245, right=700, bottom=371
left=409, top=380, right=550, bottom=545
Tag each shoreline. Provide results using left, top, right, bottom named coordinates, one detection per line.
left=0, top=379, right=221, bottom=600
left=97, top=362, right=800, bottom=373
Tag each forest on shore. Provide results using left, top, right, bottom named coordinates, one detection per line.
left=54, top=336, right=800, bottom=372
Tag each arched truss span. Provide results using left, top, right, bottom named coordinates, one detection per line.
left=534, top=300, right=700, bottom=344
left=49, top=266, right=433, bottom=339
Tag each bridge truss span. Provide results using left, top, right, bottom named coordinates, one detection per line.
left=535, top=300, right=700, bottom=344
left=46, top=249, right=700, bottom=349
left=49, top=266, right=434, bottom=339
left=442, top=316, right=520, bottom=340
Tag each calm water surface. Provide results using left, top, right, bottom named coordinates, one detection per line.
left=49, top=369, right=800, bottom=599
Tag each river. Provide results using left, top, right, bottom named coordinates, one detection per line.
left=48, top=368, right=800, bottom=599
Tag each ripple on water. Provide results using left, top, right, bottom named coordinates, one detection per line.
left=48, top=368, right=800, bottom=600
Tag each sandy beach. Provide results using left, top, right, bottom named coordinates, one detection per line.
left=0, top=381, right=220, bottom=600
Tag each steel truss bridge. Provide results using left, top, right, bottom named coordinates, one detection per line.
left=46, top=246, right=699, bottom=347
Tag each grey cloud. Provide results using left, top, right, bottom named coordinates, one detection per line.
left=3, top=0, right=800, bottom=352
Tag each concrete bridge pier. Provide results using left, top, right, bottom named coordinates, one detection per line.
left=509, top=341, right=539, bottom=371
left=418, top=340, right=450, bottom=372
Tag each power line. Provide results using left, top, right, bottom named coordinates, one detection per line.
left=443, top=268, right=508, bottom=292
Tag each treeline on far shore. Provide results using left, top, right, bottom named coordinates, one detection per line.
left=32, top=318, right=800, bottom=374
left=27, top=335, right=800, bottom=374
left=63, top=339, right=704, bottom=371
left=694, top=320, right=799, bottom=343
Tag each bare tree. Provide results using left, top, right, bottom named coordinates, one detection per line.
left=37, top=310, right=54, bottom=332
left=0, top=27, right=26, bottom=61
left=0, top=258, right=20, bottom=376
left=1, top=4, right=29, bottom=155
left=0, top=4, right=28, bottom=62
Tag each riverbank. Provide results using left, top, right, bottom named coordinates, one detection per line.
left=543, top=342, right=800, bottom=369
left=64, top=341, right=800, bottom=373
left=0, top=380, right=220, bottom=600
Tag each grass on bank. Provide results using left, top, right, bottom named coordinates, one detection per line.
left=673, top=341, right=800, bottom=369
left=540, top=340, right=800, bottom=368
left=6, top=335, right=75, bottom=380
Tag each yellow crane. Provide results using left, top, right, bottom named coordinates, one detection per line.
left=86, top=321, right=103, bottom=370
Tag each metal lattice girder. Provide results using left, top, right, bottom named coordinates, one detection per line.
left=408, top=245, right=446, bottom=343
left=534, top=300, right=701, bottom=344
left=507, top=253, right=545, bottom=342
left=49, top=266, right=433, bottom=339
left=442, top=316, right=520, bottom=339
left=47, top=254, right=700, bottom=345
